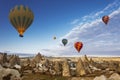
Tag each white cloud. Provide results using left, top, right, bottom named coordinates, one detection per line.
left=80, top=0, right=120, bottom=24
left=95, top=0, right=119, bottom=17
left=41, top=1, right=120, bottom=57
left=70, top=19, right=79, bottom=25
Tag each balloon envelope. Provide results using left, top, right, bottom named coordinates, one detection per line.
left=62, top=39, right=68, bottom=46
left=9, top=5, right=34, bottom=37
left=102, top=15, right=109, bottom=25
left=53, top=36, right=56, bottom=40
left=74, top=42, right=83, bottom=53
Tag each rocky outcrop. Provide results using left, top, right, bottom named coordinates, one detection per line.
left=94, top=75, right=107, bottom=80
left=109, top=73, right=120, bottom=80
left=9, top=55, right=20, bottom=68
left=82, top=55, right=92, bottom=74
left=54, top=61, right=62, bottom=76
left=76, top=58, right=86, bottom=76
left=33, top=52, right=43, bottom=63
left=0, top=67, right=22, bottom=80
left=62, top=59, right=71, bottom=77
left=0, top=53, right=8, bottom=65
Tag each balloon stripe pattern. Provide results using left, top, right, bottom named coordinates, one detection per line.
left=9, top=5, right=34, bottom=37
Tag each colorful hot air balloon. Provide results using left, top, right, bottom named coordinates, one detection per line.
left=74, top=42, right=83, bottom=53
left=9, top=5, right=34, bottom=37
left=102, top=15, right=109, bottom=25
left=62, top=39, right=68, bottom=46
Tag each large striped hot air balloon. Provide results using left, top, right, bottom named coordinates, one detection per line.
left=9, top=5, right=34, bottom=37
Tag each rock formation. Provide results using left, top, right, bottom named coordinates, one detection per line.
left=62, top=59, right=71, bottom=77
left=54, top=61, right=62, bottom=76
left=33, top=52, right=42, bottom=63
left=109, top=73, right=120, bottom=80
left=0, top=53, right=8, bottom=66
left=93, top=75, right=107, bottom=80
left=82, top=55, right=92, bottom=74
left=9, top=55, right=20, bottom=68
left=76, top=58, right=86, bottom=76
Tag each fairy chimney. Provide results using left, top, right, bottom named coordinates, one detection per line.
left=3, top=53, right=8, bottom=63
left=54, top=61, right=62, bottom=75
left=9, top=55, right=20, bottom=67
left=34, top=52, right=42, bottom=63
left=82, top=55, right=92, bottom=74
left=76, top=58, right=86, bottom=76
left=62, top=59, right=71, bottom=77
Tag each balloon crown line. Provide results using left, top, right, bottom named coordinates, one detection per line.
left=10, top=5, right=33, bottom=13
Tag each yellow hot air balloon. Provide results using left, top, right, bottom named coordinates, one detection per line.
left=9, top=5, right=34, bottom=37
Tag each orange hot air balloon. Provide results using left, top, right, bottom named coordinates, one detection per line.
left=102, top=15, right=109, bottom=25
left=74, top=42, right=83, bottom=53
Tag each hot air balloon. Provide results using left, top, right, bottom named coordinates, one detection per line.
left=62, top=39, right=68, bottom=46
left=102, top=15, right=109, bottom=25
left=74, top=42, right=83, bottom=53
left=53, top=36, right=56, bottom=40
left=9, top=5, right=34, bottom=37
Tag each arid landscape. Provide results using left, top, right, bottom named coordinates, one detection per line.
left=0, top=52, right=120, bottom=80
left=0, top=0, right=120, bottom=80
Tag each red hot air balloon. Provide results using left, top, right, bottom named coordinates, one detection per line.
left=74, top=42, right=83, bottom=53
left=102, top=15, right=109, bottom=25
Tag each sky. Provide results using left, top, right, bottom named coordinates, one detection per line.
left=0, top=0, right=120, bottom=57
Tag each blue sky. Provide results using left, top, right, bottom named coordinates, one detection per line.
left=0, top=0, right=120, bottom=57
